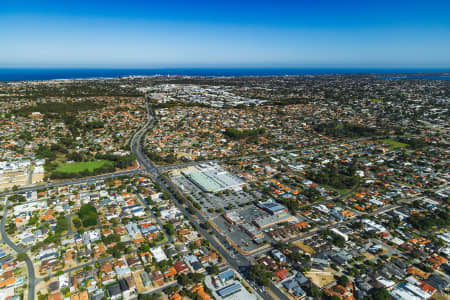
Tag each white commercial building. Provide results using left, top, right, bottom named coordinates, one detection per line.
left=181, top=163, right=245, bottom=193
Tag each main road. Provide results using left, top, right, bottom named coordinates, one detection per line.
left=1, top=94, right=437, bottom=300
left=129, top=97, right=287, bottom=300
left=0, top=95, right=273, bottom=300
left=0, top=97, right=153, bottom=300
left=0, top=169, right=140, bottom=198
left=130, top=98, right=446, bottom=300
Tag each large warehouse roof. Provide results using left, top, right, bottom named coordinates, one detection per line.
left=181, top=163, right=245, bottom=193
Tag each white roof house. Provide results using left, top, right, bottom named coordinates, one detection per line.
left=151, top=246, right=168, bottom=262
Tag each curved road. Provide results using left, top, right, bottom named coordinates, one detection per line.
left=1, top=199, right=36, bottom=300
left=130, top=100, right=441, bottom=300
left=1, top=94, right=433, bottom=300
left=0, top=97, right=152, bottom=300
left=129, top=98, right=284, bottom=300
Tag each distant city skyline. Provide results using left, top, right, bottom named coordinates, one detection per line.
left=2, top=0, right=450, bottom=68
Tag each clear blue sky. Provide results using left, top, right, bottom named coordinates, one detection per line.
left=1, top=0, right=450, bottom=68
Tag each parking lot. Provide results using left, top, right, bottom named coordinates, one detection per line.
left=171, top=174, right=262, bottom=218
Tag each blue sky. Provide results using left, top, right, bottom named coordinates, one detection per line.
left=1, top=0, right=450, bottom=68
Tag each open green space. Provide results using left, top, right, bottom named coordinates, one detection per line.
left=370, top=98, right=383, bottom=103
left=306, top=164, right=359, bottom=193
left=322, top=184, right=351, bottom=195
left=381, top=139, right=408, bottom=150
left=54, top=160, right=113, bottom=174
left=49, top=154, right=135, bottom=179
left=55, top=216, right=69, bottom=235
left=79, top=204, right=98, bottom=227
left=224, top=127, right=266, bottom=140
left=313, top=121, right=379, bottom=138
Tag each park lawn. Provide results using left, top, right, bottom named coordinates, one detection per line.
left=55, top=160, right=113, bottom=174
left=323, top=184, right=350, bottom=195
left=370, top=98, right=383, bottom=103
left=382, top=139, right=408, bottom=150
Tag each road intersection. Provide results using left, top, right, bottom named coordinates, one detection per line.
left=0, top=96, right=445, bottom=300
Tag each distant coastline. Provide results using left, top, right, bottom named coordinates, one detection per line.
left=0, top=67, right=449, bottom=82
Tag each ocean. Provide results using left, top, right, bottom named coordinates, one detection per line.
left=0, top=68, right=449, bottom=82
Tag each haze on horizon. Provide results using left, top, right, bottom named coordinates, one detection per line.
left=1, top=0, right=450, bottom=68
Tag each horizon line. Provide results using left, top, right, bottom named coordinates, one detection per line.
left=1, top=65, right=450, bottom=70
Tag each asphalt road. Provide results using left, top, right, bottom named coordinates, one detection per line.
left=141, top=281, right=177, bottom=296
left=132, top=186, right=175, bottom=244
left=1, top=95, right=441, bottom=300
left=129, top=99, right=286, bottom=300
left=156, top=177, right=279, bottom=300
left=35, top=256, right=113, bottom=284
left=1, top=199, right=36, bottom=300
left=0, top=169, right=140, bottom=198
left=0, top=100, right=152, bottom=300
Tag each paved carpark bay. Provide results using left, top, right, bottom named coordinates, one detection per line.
left=171, top=174, right=261, bottom=218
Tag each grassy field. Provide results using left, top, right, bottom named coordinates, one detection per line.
left=55, top=160, right=113, bottom=174
left=382, top=139, right=408, bottom=150
left=370, top=98, right=383, bottom=103
left=323, top=184, right=351, bottom=195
